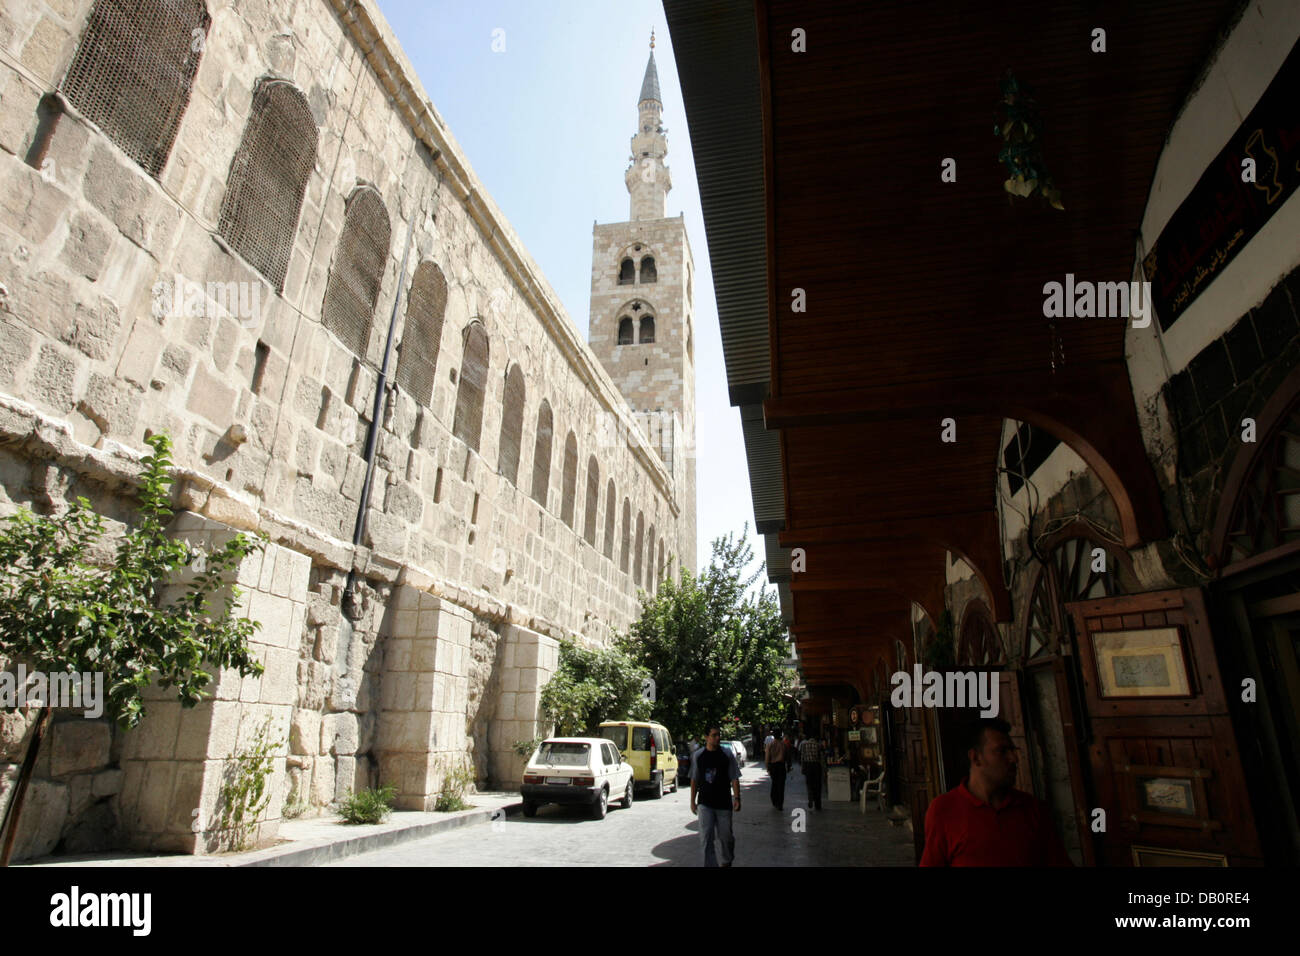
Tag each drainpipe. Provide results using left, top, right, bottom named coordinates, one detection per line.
left=342, top=195, right=421, bottom=620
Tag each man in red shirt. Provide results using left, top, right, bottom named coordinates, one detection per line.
left=920, top=718, right=1072, bottom=866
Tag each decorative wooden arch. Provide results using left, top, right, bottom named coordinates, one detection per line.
left=957, top=597, right=1004, bottom=666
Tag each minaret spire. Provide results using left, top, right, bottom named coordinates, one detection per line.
left=626, top=29, right=671, bottom=220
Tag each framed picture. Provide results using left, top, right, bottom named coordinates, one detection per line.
left=1131, top=845, right=1228, bottom=867
left=1137, top=775, right=1196, bottom=816
left=1092, top=627, right=1191, bottom=697
left=861, top=726, right=879, bottom=745
left=847, top=730, right=861, bottom=742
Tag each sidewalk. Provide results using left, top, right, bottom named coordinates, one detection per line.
left=726, top=760, right=916, bottom=866
left=17, top=791, right=522, bottom=867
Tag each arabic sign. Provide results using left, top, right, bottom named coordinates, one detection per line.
left=1144, top=39, right=1300, bottom=331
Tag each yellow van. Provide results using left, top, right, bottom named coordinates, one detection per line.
left=596, top=721, right=679, bottom=798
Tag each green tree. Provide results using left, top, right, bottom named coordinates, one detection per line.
left=0, top=433, right=264, bottom=864
left=620, top=525, right=790, bottom=742
left=539, top=637, right=651, bottom=737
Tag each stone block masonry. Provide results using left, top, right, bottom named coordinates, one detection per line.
left=0, top=0, right=692, bottom=858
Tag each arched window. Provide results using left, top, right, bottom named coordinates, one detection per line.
left=618, top=317, right=634, bottom=345
left=620, top=498, right=631, bottom=573
left=618, top=258, right=635, bottom=285
left=218, top=80, right=316, bottom=292
left=645, top=523, right=655, bottom=590
left=451, top=321, right=489, bottom=451
left=560, top=431, right=578, bottom=528
left=640, top=256, right=657, bottom=283
left=634, top=511, right=645, bottom=584
left=657, top=539, right=665, bottom=589
left=321, top=186, right=391, bottom=358
left=583, top=457, right=600, bottom=546
left=61, top=0, right=210, bottom=178
left=531, top=400, right=553, bottom=507
left=638, top=315, right=655, bottom=344
left=603, top=478, right=616, bottom=558
left=497, top=363, right=525, bottom=485
left=395, top=260, right=447, bottom=407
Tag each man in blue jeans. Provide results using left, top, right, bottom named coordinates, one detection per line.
left=690, top=725, right=742, bottom=866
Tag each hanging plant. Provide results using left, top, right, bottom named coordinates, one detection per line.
left=995, top=70, right=1064, bottom=210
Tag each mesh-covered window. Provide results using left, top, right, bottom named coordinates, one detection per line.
left=61, top=0, right=209, bottom=178
left=603, top=479, right=616, bottom=558
left=560, top=431, right=578, bottom=528
left=618, top=258, right=635, bottom=284
left=217, top=80, right=316, bottom=292
left=321, top=187, right=391, bottom=358
left=618, top=317, right=633, bottom=345
left=583, top=457, right=600, bottom=546
left=634, top=512, right=645, bottom=585
left=452, top=321, right=489, bottom=451
left=395, top=261, right=448, bottom=407
left=640, top=256, right=657, bottom=282
left=646, top=523, right=655, bottom=590
left=639, top=315, right=655, bottom=344
left=620, top=499, right=631, bottom=573
left=497, top=364, right=525, bottom=485
left=657, top=539, right=665, bottom=588
left=531, top=400, right=553, bottom=507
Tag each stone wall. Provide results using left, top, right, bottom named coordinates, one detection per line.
left=0, top=0, right=686, bottom=859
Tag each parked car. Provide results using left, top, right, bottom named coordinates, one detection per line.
left=597, top=720, right=679, bottom=797
left=725, top=739, right=747, bottom=765
left=675, top=742, right=694, bottom=786
left=520, top=737, right=634, bottom=819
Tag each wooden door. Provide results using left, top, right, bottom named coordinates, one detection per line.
left=1067, top=588, right=1263, bottom=865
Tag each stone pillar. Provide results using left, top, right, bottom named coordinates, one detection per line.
left=489, top=624, right=559, bottom=789
left=375, top=587, right=471, bottom=810
left=115, top=516, right=307, bottom=853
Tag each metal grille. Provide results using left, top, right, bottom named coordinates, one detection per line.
left=639, top=315, right=655, bottom=344
left=395, top=261, right=447, bottom=406
left=61, top=0, right=209, bottom=178
left=583, top=457, right=600, bottom=546
left=620, top=499, right=631, bottom=572
left=633, top=512, right=645, bottom=584
left=217, top=80, right=317, bottom=292
left=560, top=432, right=578, bottom=528
left=645, top=524, right=655, bottom=590
left=322, top=186, right=391, bottom=358
left=451, top=321, right=489, bottom=452
left=497, top=364, right=525, bottom=484
left=603, top=479, right=616, bottom=558
left=530, top=400, right=553, bottom=506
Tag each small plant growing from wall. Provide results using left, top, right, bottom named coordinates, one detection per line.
left=216, top=717, right=281, bottom=851
left=434, top=763, right=476, bottom=812
left=0, top=432, right=264, bottom=866
left=339, top=785, right=396, bottom=824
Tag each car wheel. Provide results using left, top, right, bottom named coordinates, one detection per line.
left=522, top=800, right=538, bottom=818
left=621, top=778, right=634, bottom=809
left=651, top=771, right=664, bottom=799
left=592, top=786, right=609, bottom=819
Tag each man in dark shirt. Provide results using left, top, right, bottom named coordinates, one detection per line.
left=691, top=725, right=742, bottom=866
left=798, top=734, right=823, bottom=809
left=920, top=718, right=1073, bottom=867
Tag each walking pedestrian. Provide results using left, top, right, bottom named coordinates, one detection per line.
left=799, top=733, right=824, bottom=810
left=691, top=725, right=742, bottom=867
left=765, top=730, right=788, bottom=810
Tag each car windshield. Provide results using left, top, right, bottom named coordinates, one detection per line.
left=533, top=742, right=591, bottom=768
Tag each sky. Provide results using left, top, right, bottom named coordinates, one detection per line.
left=375, top=0, right=767, bottom=582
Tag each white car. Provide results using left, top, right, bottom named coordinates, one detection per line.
left=520, top=737, right=635, bottom=819
left=723, top=740, right=747, bottom=766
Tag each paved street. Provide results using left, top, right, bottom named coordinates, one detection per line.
left=326, top=760, right=916, bottom=867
